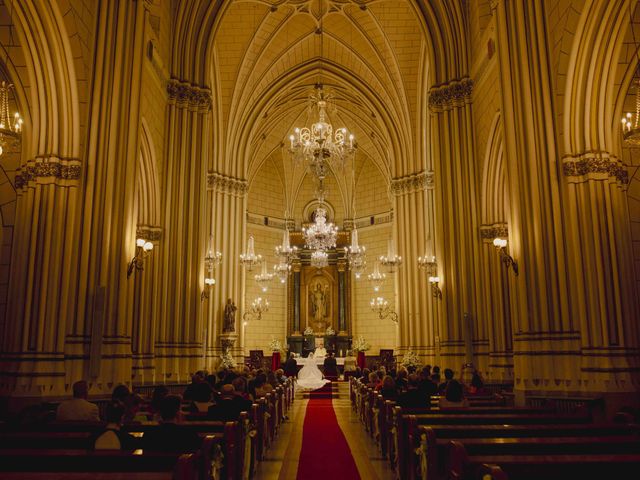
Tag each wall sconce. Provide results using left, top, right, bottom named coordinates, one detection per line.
left=493, top=237, right=518, bottom=275
left=242, top=296, right=269, bottom=322
left=201, top=277, right=216, bottom=301
left=428, top=276, right=442, bottom=299
left=370, top=296, right=398, bottom=323
left=127, top=238, right=154, bottom=278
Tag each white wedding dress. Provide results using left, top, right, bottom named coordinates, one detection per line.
left=296, top=351, right=331, bottom=390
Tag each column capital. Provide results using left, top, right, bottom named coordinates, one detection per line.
left=207, top=171, right=249, bottom=196
left=479, top=223, right=508, bottom=242
left=428, top=77, right=473, bottom=112
left=562, top=151, right=629, bottom=185
left=390, top=170, right=434, bottom=196
left=136, top=224, right=163, bottom=242
left=167, top=79, right=212, bottom=112
left=14, top=155, right=82, bottom=189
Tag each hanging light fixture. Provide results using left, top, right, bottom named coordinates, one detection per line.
left=310, top=249, right=329, bottom=269
left=622, top=4, right=640, bottom=145
left=273, top=262, right=291, bottom=283
left=370, top=296, right=398, bottom=323
left=243, top=297, right=270, bottom=322
left=367, top=260, right=386, bottom=292
left=379, top=239, right=402, bottom=273
left=275, top=228, right=298, bottom=264
left=0, top=83, right=22, bottom=157
left=240, top=235, right=262, bottom=271
left=254, top=259, right=274, bottom=292
left=344, top=227, right=366, bottom=279
left=302, top=206, right=338, bottom=251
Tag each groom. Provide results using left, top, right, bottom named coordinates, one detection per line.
left=323, top=352, right=339, bottom=381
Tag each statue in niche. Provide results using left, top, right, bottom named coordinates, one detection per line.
left=223, top=298, right=237, bottom=333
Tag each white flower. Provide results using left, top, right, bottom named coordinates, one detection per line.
left=352, top=335, right=370, bottom=352
left=401, top=351, right=422, bottom=369
left=325, top=326, right=336, bottom=335
left=220, top=351, right=236, bottom=369
left=268, top=338, right=283, bottom=352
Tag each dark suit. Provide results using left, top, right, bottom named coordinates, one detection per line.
left=283, top=357, right=298, bottom=377
left=143, top=422, right=201, bottom=452
left=397, top=388, right=430, bottom=409
left=323, top=356, right=339, bottom=379
left=207, top=396, right=252, bottom=422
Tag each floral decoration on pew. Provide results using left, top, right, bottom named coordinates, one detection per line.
left=352, top=335, right=370, bottom=352
left=401, top=350, right=422, bottom=370
left=269, top=338, right=284, bottom=352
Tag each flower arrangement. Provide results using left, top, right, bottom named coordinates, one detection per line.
left=269, top=338, right=283, bottom=352
left=325, top=326, right=336, bottom=336
left=351, top=335, right=370, bottom=352
left=219, top=350, right=236, bottom=369
left=303, top=326, right=314, bottom=335
left=401, top=350, right=422, bottom=370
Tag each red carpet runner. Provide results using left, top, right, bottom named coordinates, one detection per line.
left=296, top=383, right=361, bottom=480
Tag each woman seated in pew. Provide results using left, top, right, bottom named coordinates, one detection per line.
left=380, top=375, right=398, bottom=400
left=439, top=380, right=470, bottom=409
left=254, top=373, right=274, bottom=398
left=465, top=367, right=489, bottom=396
left=92, top=402, right=137, bottom=450
left=366, top=371, right=380, bottom=389
left=188, top=382, right=214, bottom=413
left=207, top=384, right=253, bottom=422
left=232, top=376, right=254, bottom=402
left=397, top=374, right=431, bottom=408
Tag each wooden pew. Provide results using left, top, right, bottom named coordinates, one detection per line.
left=447, top=441, right=640, bottom=480
left=0, top=449, right=197, bottom=480
left=409, top=425, right=640, bottom=480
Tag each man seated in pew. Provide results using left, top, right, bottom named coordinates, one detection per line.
left=56, top=380, right=100, bottom=422
left=439, top=379, right=470, bottom=408
left=438, top=368, right=454, bottom=394
left=232, top=376, right=254, bottom=402
left=275, top=368, right=288, bottom=385
left=397, top=374, right=431, bottom=408
left=207, top=384, right=253, bottom=422
left=418, top=366, right=438, bottom=400
left=92, top=402, right=137, bottom=450
left=187, top=382, right=214, bottom=414
left=462, top=364, right=490, bottom=396
left=144, top=395, right=201, bottom=452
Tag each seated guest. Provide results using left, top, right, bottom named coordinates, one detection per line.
left=438, top=368, right=454, bottom=394
left=430, top=365, right=441, bottom=382
left=144, top=395, right=201, bottom=452
left=395, top=367, right=409, bottom=392
left=467, top=371, right=489, bottom=396
left=366, top=371, right=379, bottom=389
left=323, top=352, right=339, bottom=380
left=267, top=370, right=279, bottom=388
left=124, top=393, right=147, bottom=422
left=418, top=366, right=438, bottom=400
left=254, top=373, right=274, bottom=398
left=353, top=366, right=362, bottom=379
left=380, top=375, right=397, bottom=400
left=397, top=374, right=429, bottom=408
left=232, top=376, right=253, bottom=402
left=112, top=384, right=131, bottom=406
left=189, top=382, right=214, bottom=413
left=439, top=380, right=469, bottom=408
left=275, top=368, right=287, bottom=384
left=148, top=385, right=169, bottom=421
left=183, top=373, right=205, bottom=401
left=208, top=384, right=252, bottom=421
left=283, top=353, right=298, bottom=377
left=92, top=402, right=137, bottom=450
left=57, top=380, right=100, bottom=422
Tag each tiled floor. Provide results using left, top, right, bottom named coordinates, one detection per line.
left=254, top=381, right=396, bottom=480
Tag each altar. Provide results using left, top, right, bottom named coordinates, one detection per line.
left=294, top=356, right=349, bottom=367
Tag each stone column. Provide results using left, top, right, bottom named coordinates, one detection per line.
left=428, top=78, right=483, bottom=369
left=494, top=0, right=579, bottom=395
left=392, top=172, right=434, bottom=362
left=205, top=172, right=247, bottom=364
left=155, top=80, right=212, bottom=381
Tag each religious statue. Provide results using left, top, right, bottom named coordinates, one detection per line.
left=223, top=298, right=237, bottom=333
left=309, top=283, right=329, bottom=322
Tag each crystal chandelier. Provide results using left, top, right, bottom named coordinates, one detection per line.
left=367, top=260, right=386, bottom=292
left=310, top=249, right=329, bottom=269
left=275, top=229, right=298, bottom=264
left=273, top=262, right=291, bottom=283
left=344, top=227, right=366, bottom=279
left=0, top=81, right=22, bottom=156
left=623, top=76, right=640, bottom=144
left=254, top=259, right=274, bottom=292
left=302, top=206, right=338, bottom=251
left=288, top=87, right=356, bottom=170
left=240, top=235, right=262, bottom=271
left=417, top=254, right=437, bottom=277
left=379, top=239, right=402, bottom=273
left=370, top=296, right=398, bottom=323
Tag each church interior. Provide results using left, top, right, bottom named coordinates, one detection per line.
left=1, top=0, right=640, bottom=478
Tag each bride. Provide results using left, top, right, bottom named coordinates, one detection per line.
left=296, top=350, right=331, bottom=390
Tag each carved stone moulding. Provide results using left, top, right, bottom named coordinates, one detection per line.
left=480, top=223, right=508, bottom=241
left=14, top=156, right=82, bottom=190
left=390, top=170, right=434, bottom=196
left=207, top=171, right=249, bottom=196
left=428, top=77, right=473, bottom=111
left=562, top=151, right=629, bottom=185
left=167, top=79, right=212, bottom=112
left=136, top=225, right=163, bottom=242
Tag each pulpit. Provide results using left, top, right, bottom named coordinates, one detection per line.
left=249, top=350, right=264, bottom=369
left=271, top=351, right=281, bottom=371
left=357, top=351, right=366, bottom=369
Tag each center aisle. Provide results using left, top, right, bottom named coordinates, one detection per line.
left=295, top=384, right=360, bottom=480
